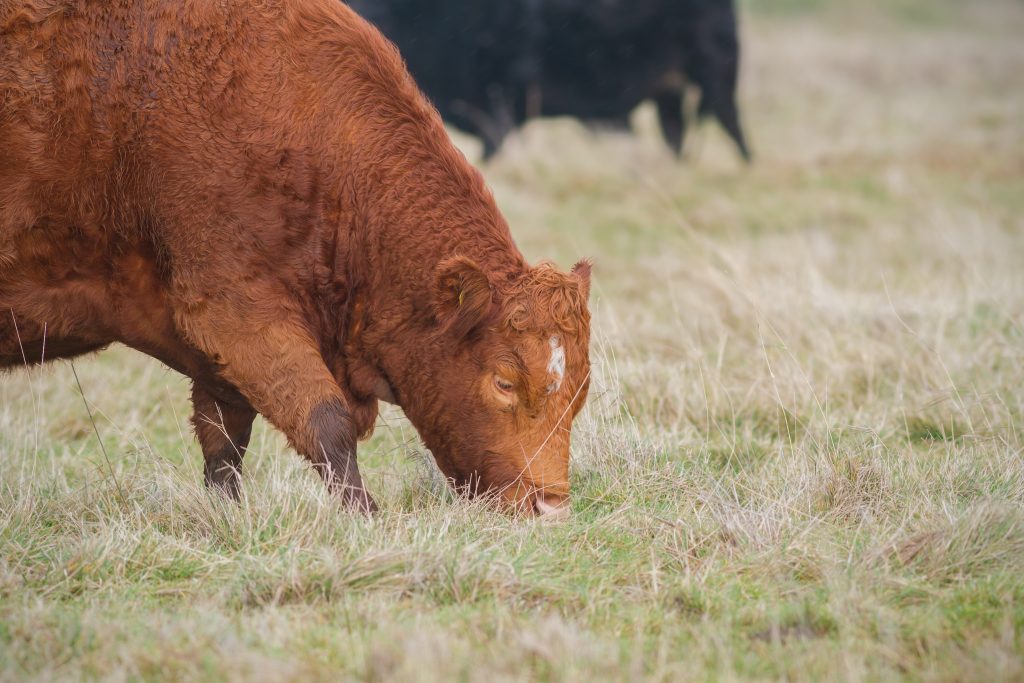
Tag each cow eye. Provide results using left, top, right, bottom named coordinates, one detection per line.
left=494, top=376, right=515, bottom=393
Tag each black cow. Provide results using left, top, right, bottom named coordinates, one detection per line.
left=347, top=0, right=751, bottom=161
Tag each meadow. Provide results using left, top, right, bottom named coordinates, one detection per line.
left=2, top=0, right=1023, bottom=680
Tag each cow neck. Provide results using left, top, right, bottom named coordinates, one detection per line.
left=355, top=150, right=524, bottom=275
left=319, top=25, right=527, bottom=407
left=343, top=102, right=528, bottom=313
left=340, top=124, right=528, bottom=417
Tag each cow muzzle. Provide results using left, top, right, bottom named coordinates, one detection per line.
left=532, top=493, right=570, bottom=520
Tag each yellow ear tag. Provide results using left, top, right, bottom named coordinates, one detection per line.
left=458, top=290, right=465, bottom=307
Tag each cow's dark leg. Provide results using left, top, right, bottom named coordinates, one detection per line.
left=191, top=384, right=256, bottom=499
left=304, top=396, right=374, bottom=510
left=476, top=112, right=512, bottom=162
left=655, top=91, right=686, bottom=158
left=481, top=134, right=503, bottom=162
left=716, top=99, right=751, bottom=163
left=188, top=320, right=377, bottom=512
left=484, top=84, right=517, bottom=160
left=451, top=89, right=516, bottom=161
left=699, top=88, right=751, bottom=162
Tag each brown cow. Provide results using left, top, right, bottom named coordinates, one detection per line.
left=0, top=0, right=591, bottom=516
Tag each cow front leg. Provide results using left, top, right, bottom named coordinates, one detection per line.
left=194, top=321, right=377, bottom=512
left=191, top=384, right=256, bottom=499
left=304, top=396, right=376, bottom=512
left=655, top=91, right=686, bottom=158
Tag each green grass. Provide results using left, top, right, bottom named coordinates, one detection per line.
left=3, top=2, right=1024, bottom=681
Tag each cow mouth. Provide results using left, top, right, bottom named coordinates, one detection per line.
left=506, top=483, right=571, bottom=519
left=442, top=453, right=570, bottom=518
left=532, top=493, right=570, bottom=519
left=461, top=480, right=571, bottom=519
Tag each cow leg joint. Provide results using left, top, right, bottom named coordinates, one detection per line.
left=306, top=399, right=377, bottom=513
left=191, top=386, right=256, bottom=500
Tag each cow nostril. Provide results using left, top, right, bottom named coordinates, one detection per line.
left=533, top=494, right=570, bottom=520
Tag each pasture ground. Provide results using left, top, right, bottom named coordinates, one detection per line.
left=2, top=0, right=1023, bottom=680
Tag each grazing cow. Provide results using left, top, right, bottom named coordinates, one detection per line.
left=0, top=0, right=592, bottom=516
left=347, top=0, right=751, bottom=161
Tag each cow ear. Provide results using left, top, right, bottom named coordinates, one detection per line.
left=434, top=256, right=494, bottom=339
left=572, top=259, right=592, bottom=301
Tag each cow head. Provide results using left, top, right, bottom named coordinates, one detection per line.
left=415, top=257, right=592, bottom=518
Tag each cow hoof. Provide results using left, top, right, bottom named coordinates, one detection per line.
left=204, top=469, right=242, bottom=502
left=343, top=487, right=379, bottom=514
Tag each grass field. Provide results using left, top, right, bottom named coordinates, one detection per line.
left=2, top=0, right=1024, bottom=680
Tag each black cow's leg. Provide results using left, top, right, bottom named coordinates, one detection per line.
left=481, top=134, right=502, bottom=161
left=715, top=98, right=751, bottom=162
left=699, top=88, right=751, bottom=162
left=191, top=384, right=256, bottom=499
left=727, top=115, right=752, bottom=163
left=478, top=115, right=512, bottom=161
left=655, top=91, right=686, bottom=158
left=449, top=100, right=510, bottom=162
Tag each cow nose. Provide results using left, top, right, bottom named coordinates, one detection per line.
left=533, top=494, right=570, bottom=520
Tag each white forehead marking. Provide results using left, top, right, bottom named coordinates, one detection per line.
left=547, top=335, right=565, bottom=393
